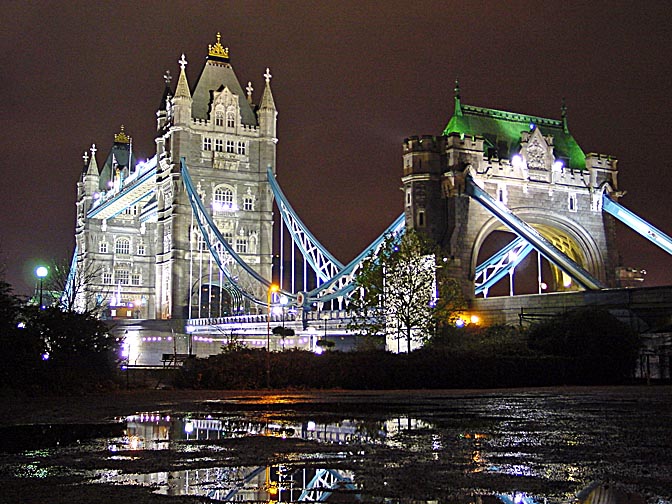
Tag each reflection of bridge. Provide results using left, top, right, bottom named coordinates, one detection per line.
left=70, top=34, right=672, bottom=361
left=110, top=412, right=633, bottom=503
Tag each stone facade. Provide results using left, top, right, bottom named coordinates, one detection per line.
left=74, top=35, right=276, bottom=320
left=403, top=87, right=621, bottom=299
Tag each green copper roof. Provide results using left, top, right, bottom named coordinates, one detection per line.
left=443, top=103, right=586, bottom=171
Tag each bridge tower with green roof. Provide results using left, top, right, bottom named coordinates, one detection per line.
left=402, top=83, right=621, bottom=299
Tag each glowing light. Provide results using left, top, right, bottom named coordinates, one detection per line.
left=553, top=160, right=564, bottom=171
left=563, top=278, right=572, bottom=288
left=512, top=154, right=525, bottom=169
left=470, top=315, right=480, bottom=324
left=35, top=266, right=48, bottom=278
left=17, top=322, right=26, bottom=329
left=184, top=421, right=194, bottom=434
left=455, top=319, right=465, bottom=328
left=540, top=282, right=548, bottom=290
left=41, top=352, right=50, bottom=361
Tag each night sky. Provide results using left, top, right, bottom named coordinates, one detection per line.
left=3, top=1, right=672, bottom=295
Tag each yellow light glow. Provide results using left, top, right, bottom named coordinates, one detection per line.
left=470, top=315, right=480, bottom=324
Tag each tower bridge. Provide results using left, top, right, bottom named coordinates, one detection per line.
left=70, top=35, right=672, bottom=364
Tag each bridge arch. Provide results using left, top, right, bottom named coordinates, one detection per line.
left=471, top=208, right=606, bottom=291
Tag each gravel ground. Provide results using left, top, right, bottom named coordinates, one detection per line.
left=0, top=386, right=670, bottom=503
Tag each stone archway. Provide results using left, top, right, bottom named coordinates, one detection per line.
left=471, top=209, right=606, bottom=293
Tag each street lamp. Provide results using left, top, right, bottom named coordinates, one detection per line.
left=266, top=283, right=279, bottom=388
left=279, top=295, right=288, bottom=350
left=35, top=266, right=48, bottom=309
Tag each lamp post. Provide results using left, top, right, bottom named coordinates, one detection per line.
left=266, top=283, right=279, bottom=388
left=35, top=266, right=48, bottom=309
left=279, top=295, right=288, bottom=350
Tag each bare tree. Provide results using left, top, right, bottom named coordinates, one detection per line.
left=45, top=252, right=107, bottom=314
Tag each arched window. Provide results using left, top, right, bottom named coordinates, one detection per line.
left=215, top=111, right=224, bottom=127
left=213, top=185, right=236, bottom=213
left=226, top=112, right=235, bottom=128
left=115, top=238, right=130, bottom=255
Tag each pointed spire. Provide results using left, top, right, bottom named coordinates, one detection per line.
left=561, top=97, right=569, bottom=133
left=259, top=67, right=276, bottom=110
left=86, top=144, right=99, bottom=176
left=174, top=53, right=191, bottom=99
left=454, top=79, right=462, bottom=117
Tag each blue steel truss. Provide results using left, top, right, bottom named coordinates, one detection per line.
left=465, top=176, right=605, bottom=290
left=603, top=193, right=672, bottom=256
left=302, top=214, right=405, bottom=305
left=182, top=159, right=281, bottom=306
left=474, top=237, right=534, bottom=296
left=267, top=167, right=344, bottom=282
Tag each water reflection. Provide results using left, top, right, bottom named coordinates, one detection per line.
left=98, top=413, right=646, bottom=503
left=99, top=465, right=359, bottom=501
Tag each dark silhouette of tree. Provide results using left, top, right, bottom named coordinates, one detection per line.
left=528, top=308, right=640, bottom=383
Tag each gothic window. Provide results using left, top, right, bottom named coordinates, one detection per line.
left=226, top=140, right=235, bottom=153
left=203, top=137, right=212, bottom=151
left=223, top=231, right=234, bottom=243
left=215, top=111, right=224, bottom=127
left=237, top=141, right=246, bottom=155
left=115, top=238, right=130, bottom=255
left=102, top=271, right=112, bottom=284
left=235, top=238, right=248, bottom=254
left=568, top=193, right=577, bottom=212
left=213, top=185, right=235, bottom=213
left=116, top=269, right=130, bottom=285
left=99, top=242, right=108, bottom=253
left=131, top=273, right=141, bottom=286
left=137, top=242, right=145, bottom=255
left=215, top=139, right=223, bottom=152
left=226, top=112, right=235, bottom=128
left=243, top=196, right=254, bottom=211
left=418, top=210, right=425, bottom=227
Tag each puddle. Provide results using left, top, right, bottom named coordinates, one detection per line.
left=2, top=391, right=670, bottom=502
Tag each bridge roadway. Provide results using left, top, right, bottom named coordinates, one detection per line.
left=115, top=285, right=672, bottom=366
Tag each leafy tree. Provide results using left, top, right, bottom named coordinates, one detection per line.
left=348, top=229, right=463, bottom=351
left=23, top=306, right=116, bottom=361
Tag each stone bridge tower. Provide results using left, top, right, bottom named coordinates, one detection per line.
left=155, top=34, right=277, bottom=318
left=402, top=84, right=620, bottom=299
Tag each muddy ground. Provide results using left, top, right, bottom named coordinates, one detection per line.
left=0, top=386, right=670, bottom=503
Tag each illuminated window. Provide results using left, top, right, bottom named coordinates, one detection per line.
left=215, top=139, right=223, bottom=152
left=115, top=238, right=130, bottom=255
left=213, top=185, right=235, bottom=212
left=226, top=140, right=235, bottom=153
left=237, top=141, right=246, bottom=155
left=203, top=137, right=212, bottom=151
left=99, top=242, right=108, bottom=253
